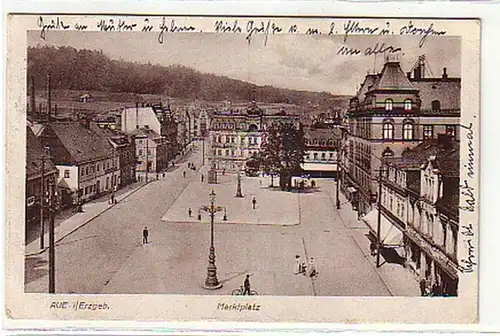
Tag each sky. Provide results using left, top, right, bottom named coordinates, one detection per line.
left=28, top=31, right=461, bottom=96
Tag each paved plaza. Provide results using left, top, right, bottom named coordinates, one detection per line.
left=25, top=140, right=419, bottom=296
left=162, top=170, right=299, bottom=226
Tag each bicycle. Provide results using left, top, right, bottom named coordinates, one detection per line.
left=231, top=286, right=258, bottom=296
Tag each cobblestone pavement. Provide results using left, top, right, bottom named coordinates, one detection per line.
left=25, top=142, right=418, bottom=296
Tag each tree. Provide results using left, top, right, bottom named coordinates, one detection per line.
left=259, top=122, right=305, bottom=190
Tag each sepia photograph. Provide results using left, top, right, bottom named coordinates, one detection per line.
left=5, top=15, right=480, bottom=323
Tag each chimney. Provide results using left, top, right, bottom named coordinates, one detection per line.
left=442, top=67, right=448, bottom=79
left=47, top=73, right=52, bottom=120
left=437, top=133, right=453, bottom=150
left=413, top=66, right=421, bottom=80
left=406, top=72, right=412, bottom=80
left=79, top=117, right=90, bottom=129
left=135, top=102, right=139, bottom=129
left=31, top=76, right=36, bottom=115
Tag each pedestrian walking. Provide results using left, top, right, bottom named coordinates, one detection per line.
left=308, top=257, right=317, bottom=278
left=259, top=179, right=262, bottom=186
left=243, top=274, right=251, bottom=295
left=301, top=262, right=307, bottom=276
left=142, top=226, right=149, bottom=245
left=294, top=255, right=301, bottom=275
left=188, top=207, right=192, bottom=217
left=419, top=278, right=428, bottom=296
left=156, top=173, right=159, bottom=180
left=183, top=171, right=186, bottom=178
left=162, top=172, right=165, bottom=179
left=370, top=241, right=377, bottom=256
left=252, top=197, right=257, bottom=209
left=432, top=282, right=441, bottom=297
left=222, top=168, right=225, bottom=175
left=201, top=174, right=204, bottom=183
left=311, top=180, right=316, bottom=188
left=188, top=163, right=191, bottom=168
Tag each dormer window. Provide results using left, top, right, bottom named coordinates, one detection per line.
left=404, top=99, right=412, bottom=111
left=431, top=100, right=441, bottom=111
left=385, top=99, right=393, bottom=111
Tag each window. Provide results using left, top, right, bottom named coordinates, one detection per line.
left=446, top=125, right=456, bottom=138
left=80, top=167, right=85, bottom=176
left=385, top=99, right=393, bottom=111
left=382, top=122, right=394, bottom=139
left=218, top=149, right=222, bottom=156
left=231, top=150, right=235, bottom=156
left=321, top=153, right=326, bottom=160
left=431, top=100, right=441, bottom=111
left=225, top=136, right=230, bottom=143
left=86, top=167, right=89, bottom=175
left=139, top=149, right=143, bottom=156
left=217, top=136, right=221, bottom=143
left=423, top=125, right=434, bottom=139
left=97, top=164, right=100, bottom=171
left=313, top=153, right=318, bottom=160
left=64, top=170, right=70, bottom=178
left=404, top=99, right=412, bottom=111
left=403, top=122, right=414, bottom=140
left=225, top=149, right=230, bottom=156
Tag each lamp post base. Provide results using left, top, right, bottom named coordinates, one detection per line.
left=202, top=247, right=222, bottom=290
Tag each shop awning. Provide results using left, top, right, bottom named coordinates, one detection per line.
left=362, top=209, right=404, bottom=247
left=300, top=163, right=337, bottom=172
left=347, top=187, right=357, bottom=193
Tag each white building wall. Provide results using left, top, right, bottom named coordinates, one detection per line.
left=121, top=107, right=161, bottom=134
left=56, top=165, right=79, bottom=191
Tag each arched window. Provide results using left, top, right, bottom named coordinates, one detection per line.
left=382, top=121, right=394, bottom=139
left=248, top=124, right=258, bottom=132
left=432, top=100, right=441, bottom=111
left=404, top=99, right=412, bottom=111
left=403, top=122, right=414, bottom=140
left=385, top=99, right=393, bottom=111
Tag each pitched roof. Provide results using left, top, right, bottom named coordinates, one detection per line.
left=354, top=74, right=379, bottom=102
left=26, top=126, right=57, bottom=180
left=410, top=79, right=461, bottom=111
left=43, top=121, right=113, bottom=165
left=371, top=62, right=415, bottom=91
left=403, top=137, right=459, bottom=178
left=304, top=127, right=341, bottom=141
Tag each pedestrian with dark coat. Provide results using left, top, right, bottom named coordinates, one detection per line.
left=252, top=197, right=257, bottom=209
left=188, top=207, right=192, bottom=217
left=142, top=226, right=149, bottom=244
left=419, top=278, right=427, bottom=296
left=243, top=274, right=251, bottom=295
left=201, top=174, right=204, bottom=183
left=183, top=171, right=186, bottom=178
left=162, top=172, right=165, bottom=179
left=432, top=282, right=441, bottom=297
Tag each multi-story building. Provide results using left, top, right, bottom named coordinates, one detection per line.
left=25, top=127, right=59, bottom=234
left=38, top=119, right=119, bottom=206
left=94, top=126, right=137, bottom=187
left=364, top=134, right=459, bottom=296
left=131, top=127, right=169, bottom=174
left=301, top=127, right=341, bottom=178
left=342, top=55, right=460, bottom=217
left=208, top=102, right=300, bottom=172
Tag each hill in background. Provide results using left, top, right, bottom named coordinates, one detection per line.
left=27, top=46, right=350, bottom=113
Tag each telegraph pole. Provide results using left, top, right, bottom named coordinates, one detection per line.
left=145, top=136, right=149, bottom=183
left=376, top=168, right=383, bottom=268
left=39, top=153, right=45, bottom=249
left=202, top=137, right=205, bottom=166
left=47, top=73, right=52, bottom=121
left=48, top=183, right=56, bottom=293
left=111, top=146, right=116, bottom=203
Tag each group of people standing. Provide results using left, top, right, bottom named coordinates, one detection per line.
left=294, top=255, right=317, bottom=278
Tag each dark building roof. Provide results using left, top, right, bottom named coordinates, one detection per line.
left=26, top=127, right=58, bottom=181
left=304, top=127, right=341, bottom=140
left=370, top=62, right=415, bottom=91
left=410, top=80, right=461, bottom=111
left=40, top=121, right=113, bottom=165
left=354, top=74, right=379, bottom=102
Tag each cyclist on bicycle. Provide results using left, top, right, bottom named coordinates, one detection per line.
left=243, top=275, right=251, bottom=295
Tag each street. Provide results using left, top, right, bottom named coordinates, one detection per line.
left=25, top=141, right=418, bottom=296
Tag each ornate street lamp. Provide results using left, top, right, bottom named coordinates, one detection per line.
left=199, top=189, right=225, bottom=290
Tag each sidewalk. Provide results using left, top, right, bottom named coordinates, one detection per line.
left=25, top=181, right=149, bottom=257
left=161, top=172, right=300, bottom=226
left=322, top=180, right=420, bottom=296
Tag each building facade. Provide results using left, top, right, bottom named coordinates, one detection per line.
left=208, top=102, right=300, bottom=172
left=25, top=127, right=59, bottom=235
left=370, top=135, right=460, bottom=296
left=342, top=56, right=461, bottom=217
left=301, top=127, right=341, bottom=178
left=132, top=128, right=169, bottom=174
left=38, top=119, right=119, bottom=206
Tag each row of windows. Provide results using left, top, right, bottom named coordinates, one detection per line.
left=212, top=122, right=260, bottom=131
left=305, top=139, right=337, bottom=146
left=382, top=124, right=456, bottom=140
left=304, top=152, right=336, bottom=161
left=80, top=160, right=117, bottom=177
left=383, top=99, right=441, bottom=111
left=213, top=135, right=260, bottom=144
left=213, top=149, right=259, bottom=157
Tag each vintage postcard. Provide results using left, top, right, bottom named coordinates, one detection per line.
left=5, top=14, right=479, bottom=324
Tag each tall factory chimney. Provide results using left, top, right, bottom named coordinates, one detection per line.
left=47, top=73, right=52, bottom=121
left=30, top=76, right=36, bottom=115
